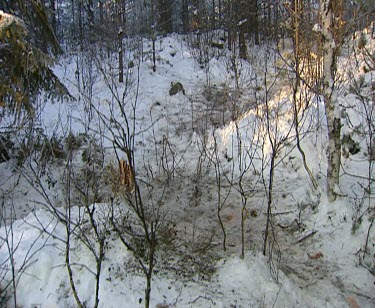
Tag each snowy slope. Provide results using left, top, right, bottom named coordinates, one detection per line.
left=0, top=33, right=374, bottom=307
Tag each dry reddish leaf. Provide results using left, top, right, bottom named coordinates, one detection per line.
left=346, top=296, right=360, bottom=308
left=309, top=251, right=324, bottom=260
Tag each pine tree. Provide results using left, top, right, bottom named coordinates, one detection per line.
left=0, top=11, right=68, bottom=122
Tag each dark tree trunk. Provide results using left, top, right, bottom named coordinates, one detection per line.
left=158, top=0, right=173, bottom=33
left=236, top=0, right=248, bottom=59
left=239, top=24, right=247, bottom=59
left=50, top=0, right=57, bottom=35
left=117, top=0, right=124, bottom=82
left=78, top=0, right=83, bottom=45
left=227, top=0, right=235, bottom=51
left=249, top=0, right=260, bottom=45
left=99, top=0, right=104, bottom=23
left=181, top=0, right=189, bottom=33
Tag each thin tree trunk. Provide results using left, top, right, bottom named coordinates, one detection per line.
left=144, top=228, right=156, bottom=308
left=78, top=0, right=83, bottom=46
left=263, top=150, right=275, bottom=256
left=151, top=0, right=156, bottom=72
left=239, top=26, right=247, bottom=60
left=99, top=0, right=104, bottom=23
left=50, top=0, right=57, bottom=35
left=252, top=0, right=259, bottom=45
left=93, top=240, right=104, bottom=308
left=119, top=36, right=124, bottom=83
left=292, top=0, right=318, bottom=190
left=321, top=0, right=341, bottom=202
left=88, top=0, right=94, bottom=35
left=117, top=0, right=124, bottom=82
left=182, top=0, right=189, bottom=33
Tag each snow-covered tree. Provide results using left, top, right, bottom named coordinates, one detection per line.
left=0, top=10, right=68, bottom=122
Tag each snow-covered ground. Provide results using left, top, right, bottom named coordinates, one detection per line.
left=0, top=33, right=374, bottom=307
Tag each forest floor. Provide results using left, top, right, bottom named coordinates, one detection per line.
left=0, top=32, right=374, bottom=307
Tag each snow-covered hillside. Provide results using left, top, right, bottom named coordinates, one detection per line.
left=0, top=32, right=374, bottom=307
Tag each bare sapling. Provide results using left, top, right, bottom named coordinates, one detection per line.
left=205, top=132, right=232, bottom=252
left=277, top=7, right=321, bottom=191
left=65, top=132, right=108, bottom=308
left=232, top=116, right=262, bottom=259
left=16, top=60, right=111, bottom=307
left=74, top=48, right=99, bottom=124
left=93, top=53, right=166, bottom=308
left=290, top=49, right=319, bottom=190
left=258, top=54, right=294, bottom=267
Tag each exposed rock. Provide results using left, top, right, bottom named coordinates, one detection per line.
left=169, top=82, right=185, bottom=96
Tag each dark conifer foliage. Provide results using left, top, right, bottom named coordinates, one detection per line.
left=0, top=9, right=68, bottom=122
left=1, top=0, right=61, bottom=54
left=157, top=0, right=174, bottom=33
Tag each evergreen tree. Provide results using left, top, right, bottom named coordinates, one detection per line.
left=1, top=0, right=61, bottom=54
left=0, top=10, right=68, bottom=122
left=158, top=0, right=174, bottom=33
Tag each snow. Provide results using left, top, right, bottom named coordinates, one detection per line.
left=0, top=33, right=374, bottom=307
left=0, top=207, right=315, bottom=307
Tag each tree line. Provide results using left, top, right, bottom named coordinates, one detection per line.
left=2, top=1, right=374, bottom=53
